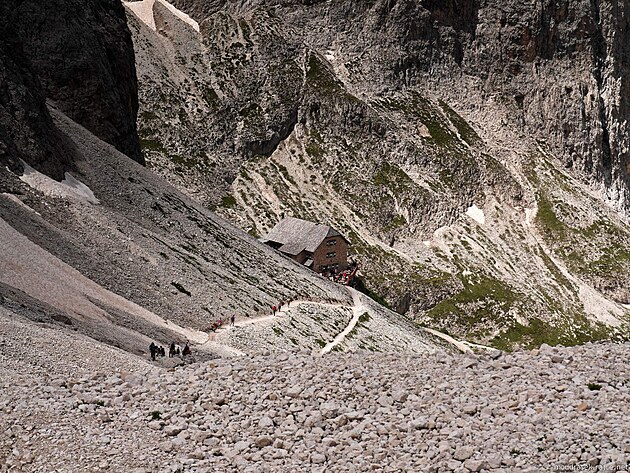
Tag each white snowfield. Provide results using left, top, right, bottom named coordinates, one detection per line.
left=466, top=204, right=486, bottom=225
left=19, top=161, right=99, bottom=205
left=125, top=0, right=200, bottom=33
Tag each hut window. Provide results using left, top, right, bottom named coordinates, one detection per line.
left=326, top=252, right=336, bottom=258
left=326, top=239, right=337, bottom=246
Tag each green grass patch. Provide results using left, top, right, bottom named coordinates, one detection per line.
left=373, top=162, right=416, bottom=198
left=140, top=138, right=166, bottom=154
left=438, top=100, right=482, bottom=145
left=306, top=53, right=344, bottom=94
left=220, top=194, right=237, bottom=209
left=536, top=193, right=569, bottom=238
left=305, top=141, right=324, bottom=160
left=490, top=317, right=613, bottom=351
left=353, top=277, right=391, bottom=309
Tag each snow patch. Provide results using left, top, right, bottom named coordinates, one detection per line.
left=125, top=0, right=199, bottom=33
left=19, top=161, right=99, bottom=205
left=125, top=0, right=156, bottom=30
left=525, top=207, right=536, bottom=225
left=324, top=50, right=335, bottom=62
left=466, top=204, right=485, bottom=225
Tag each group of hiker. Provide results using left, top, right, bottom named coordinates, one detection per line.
left=207, top=314, right=237, bottom=332
left=323, top=262, right=358, bottom=286
left=271, top=300, right=291, bottom=315
left=149, top=302, right=299, bottom=360
left=149, top=341, right=190, bottom=361
left=206, top=303, right=291, bottom=333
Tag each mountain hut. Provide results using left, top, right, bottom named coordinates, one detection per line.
left=262, top=216, right=349, bottom=273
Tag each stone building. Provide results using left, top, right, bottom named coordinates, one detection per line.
left=262, top=217, right=349, bottom=273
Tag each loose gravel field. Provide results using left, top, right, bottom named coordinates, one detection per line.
left=1, top=342, right=628, bottom=472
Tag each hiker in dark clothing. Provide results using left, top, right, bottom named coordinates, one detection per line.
left=159, top=346, right=165, bottom=357
left=182, top=342, right=191, bottom=357
left=169, top=342, right=176, bottom=358
left=230, top=314, right=236, bottom=326
left=149, top=342, right=157, bottom=361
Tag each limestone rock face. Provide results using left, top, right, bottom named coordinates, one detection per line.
left=1, top=0, right=142, bottom=165
left=131, top=0, right=630, bottom=346
left=157, top=0, right=630, bottom=210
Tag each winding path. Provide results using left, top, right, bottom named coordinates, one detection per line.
left=320, top=288, right=366, bottom=355
left=210, top=289, right=369, bottom=356
left=200, top=297, right=355, bottom=353
left=219, top=299, right=353, bottom=329
left=203, top=291, right=366, bottom=355
left=197, top=289, right=487, bottom=357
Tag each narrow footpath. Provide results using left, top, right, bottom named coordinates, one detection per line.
left=320, top=288, right=366, bottom=355
left=196, top=289, right=489, bottom=357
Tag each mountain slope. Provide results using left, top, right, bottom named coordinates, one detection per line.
left=127, top=0, right=630, bottom=348
left=2, top=104, right=448, bottom=357
left=0, top=0, right=448, bottom=362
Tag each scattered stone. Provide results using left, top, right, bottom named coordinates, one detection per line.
left=2, top=344, right=628, bottom=472
left=453, top=446, right=474, bottom=461
left=255, top=436, right=273, bottom=448
left=464, top=459, right=487, bottom=472
left=258, top=416, right=274, bottom=428
left=489, top=350, right=503, bottom=360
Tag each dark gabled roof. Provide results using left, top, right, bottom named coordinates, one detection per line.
left=264, top=217, right=346, bottom=256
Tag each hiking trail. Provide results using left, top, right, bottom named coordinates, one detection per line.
left=196, top=289, right=483, bottom=356
left=320, top=288, right=367, bottom=355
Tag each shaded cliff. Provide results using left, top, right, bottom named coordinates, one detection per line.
left=0, top=0, right=142, bottom=166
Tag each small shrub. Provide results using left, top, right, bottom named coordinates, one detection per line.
left=150, top=410, right=162, bottom=420
left=220, top=195, right=237, bottom=209
left=587, top=383, right=602, bottom=391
